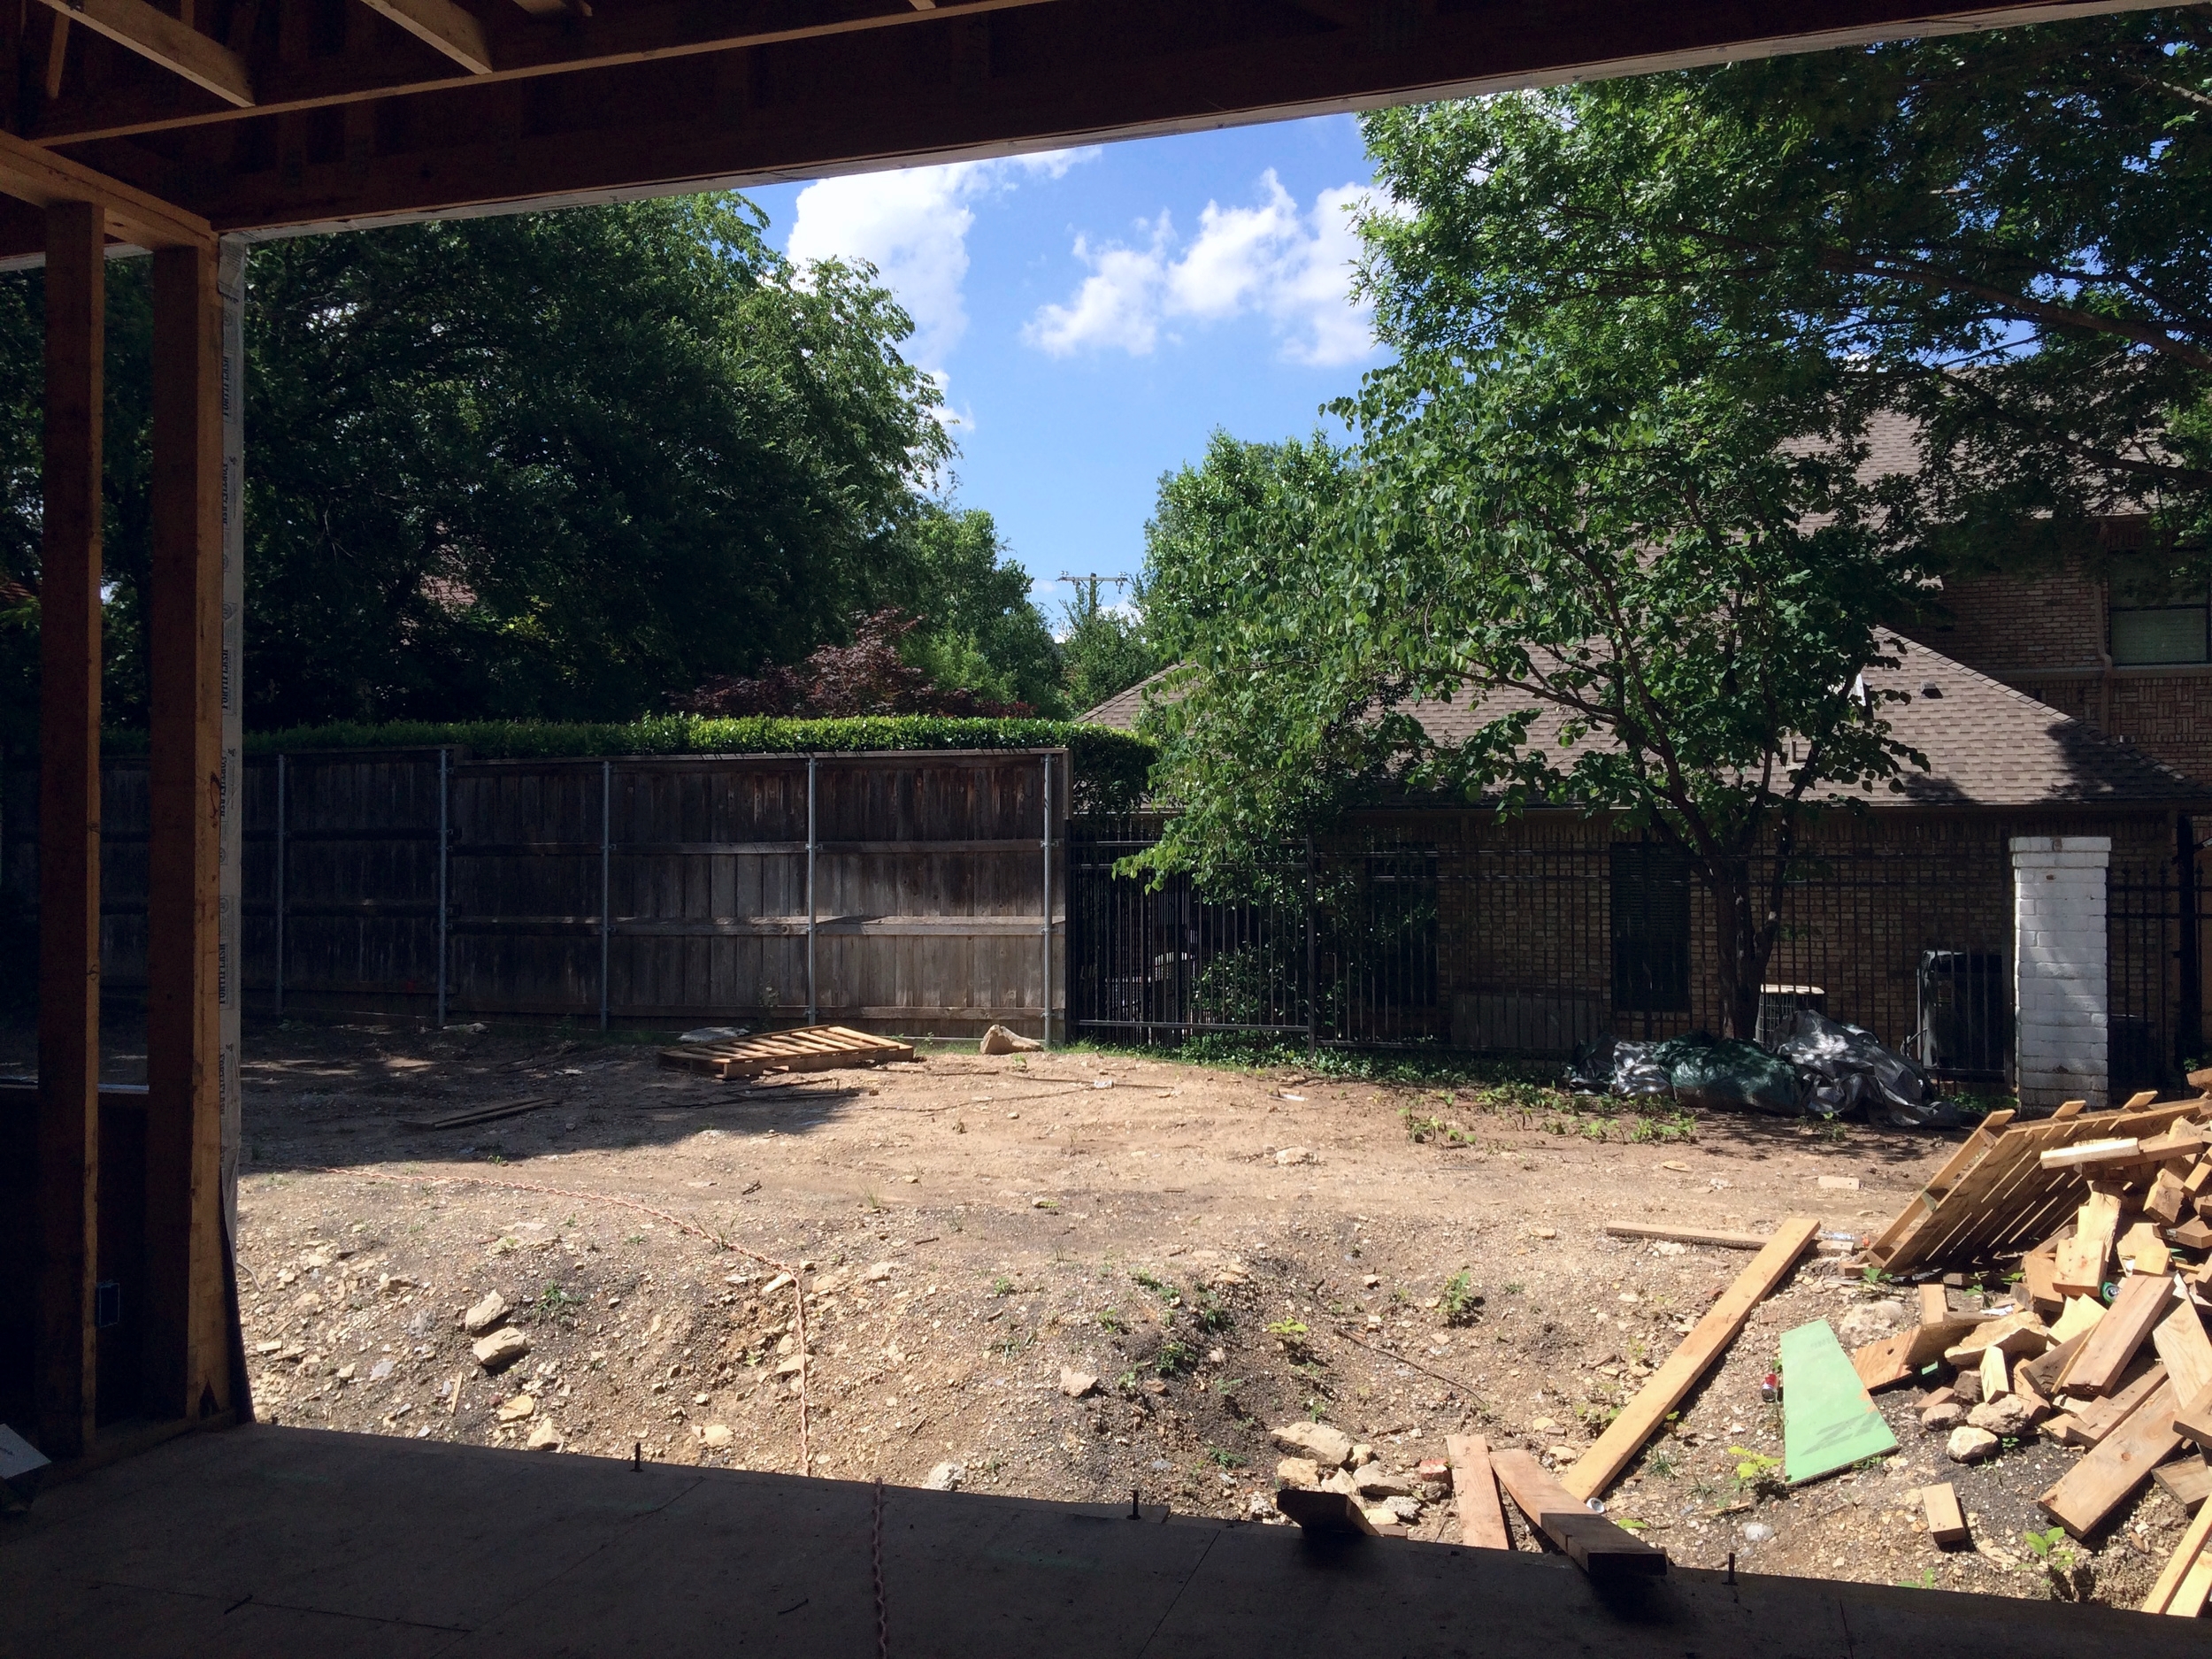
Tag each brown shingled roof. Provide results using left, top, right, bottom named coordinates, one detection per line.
left=1081, top=641, right=2209, bottom=810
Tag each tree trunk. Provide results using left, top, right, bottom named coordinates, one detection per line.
left=1709, top=859, right=1769, bottom=1041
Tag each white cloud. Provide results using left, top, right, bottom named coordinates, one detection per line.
left=785, top=150, right=1094, bottom=374
left=1023, top=172, right=1381, bottom=368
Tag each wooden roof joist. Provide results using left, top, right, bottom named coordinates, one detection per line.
left=32, top=0, right=253, bottom=108
left=0, top=126, right=211, bottom=249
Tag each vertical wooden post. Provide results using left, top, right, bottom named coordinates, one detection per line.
left=143, top=236, right=228, bottom=1423
left=35, top=199, right=104, bottom=1459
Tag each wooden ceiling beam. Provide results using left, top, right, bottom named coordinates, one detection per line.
left=357, top=0, right=495, bottom=75
left=0, top=124, right=211, bottom=247
left=27, top=0, right=1064, bottom=144
left=44, top=0, right=2170, bottom=241
left=31, top=0, right=253, bottom=106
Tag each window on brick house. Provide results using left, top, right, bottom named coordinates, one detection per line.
left=2108, top=556, right=2210, bottom=664
left=1610, top=843, right=1691, bottom=1013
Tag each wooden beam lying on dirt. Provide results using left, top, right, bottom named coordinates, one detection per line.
left=1491, top=1450, right=1666, bottom=1578
left=1602, top=1223, right=1772, bottom=1251
left=1563, top=1216, right=1821, bottom=1502
left=1852, top=1318, right=1983, bottom=1391
left=1922, top=1481, right=1970, bottom=1546
left=2153, top=1455, right=2212, bottom=1514
left=2177, top=1383, right=2212, bottom=1452
left=2068, top=1360, right=2166, bottom=1446
left=1445, top=1434, right=1509, bottom=1550
left=403, top=1095, right=557, bottom=1131
left=1272, top=1487, right=1377, bottom=1536
left=2143, top=1486, right=2212, bottom=1615
left=2039, top=1378, right=2180, bottom=1538
left=2064, top=1273, right=2174, bottom=1396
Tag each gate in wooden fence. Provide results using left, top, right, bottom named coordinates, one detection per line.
left=2, top=748, right=1066, bottom=1038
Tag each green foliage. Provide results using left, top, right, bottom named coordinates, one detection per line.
left=883, top=503, right=1067, bottom=714
left=1439, top=1271, right=1481, bottom=1327
left=1728, top=1448, right=1786, bottom=1496
left=1056, top=576, right=1159, bottom=717
left=1358, top=16, right=2212, bottom=563
left=96, top=713, right=1155, bottom=814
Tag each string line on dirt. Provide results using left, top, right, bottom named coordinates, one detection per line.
left=1327, top=1323, right=1487, bottom=1402
left=325, top=1166, right=813, bottom=1475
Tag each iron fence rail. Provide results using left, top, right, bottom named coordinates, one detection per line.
left=1066, top=817, right=2198, bottom=1091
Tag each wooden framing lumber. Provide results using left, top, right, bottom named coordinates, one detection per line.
left=1563, top=1215, right=1820, bottom=1501
left=1603, top=1223, right=1771, bottom=1251
left=29, top=0, right=250, bottom=105
left=403, top=1095, right=557, bottom=1131
left=1852, top=1317, right=1982, bottom=1391
left=2039, top=1378, right=2180, bottom=1538
left=1921, top=1481, right=1970, bottom=1546
left=2143, top=1482, right=2212, bottom=1613
left=2153, top=1305, right=2212, bottom=1406
left=357, top=0, right=495, bottom=75
left=657, top=1025, right=915, bottom=1080
left=1491, top=1450, right=1666, bottom=1578
left=1869, top=1099, right=2208, bottom=1276
left=142, top=234, right=229, bottom=1425
left=2064, top=1273, right=2174, bottom=1396
left=1444, top=1434, right=1509, bottom=1550
left=2153, top=1454, right=2212, bottom=1513
left=2066, top=1360, right=2165, bottom=1445
left=2021, top=1331, right=2087, bottom=1395
left=1917, top=1284, right=1950, bottom=1324
left=2177, top=1383, right=2212, bottom=1451
left=33, top=198, right=104, bottom=1461
left=2039, top=1137, right=2138, bottom=1170
left=0, top=127, right=211, bottom=249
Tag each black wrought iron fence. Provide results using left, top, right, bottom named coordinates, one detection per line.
left=1067, top=817, right=2199, bottom=1092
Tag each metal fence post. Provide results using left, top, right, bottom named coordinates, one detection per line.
left=435, top=747, right=449, bottom=1028
left=806, top=755, right=818, bottom=1025
left=1305, top=833, right=1317, bottom=1053
left=273, top=751, right=286, bottom=1019
left=599, top=759, right=611, bottom=1032
left=1041, top=753, right=1053, bottom=1050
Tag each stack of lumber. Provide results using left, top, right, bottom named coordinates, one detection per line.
left=1848, top=1088, right=2212, bottom=1611
left=657, top=1025, right=915, bottom=1080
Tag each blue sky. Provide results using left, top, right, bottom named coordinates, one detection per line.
left=741, top=114, right=1383, bottom=623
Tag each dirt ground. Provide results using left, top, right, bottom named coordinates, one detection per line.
left=10, top=1016, right=2201, bottom=1609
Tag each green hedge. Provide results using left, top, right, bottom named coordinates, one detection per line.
left=103, top=714, right=1155, bottom=812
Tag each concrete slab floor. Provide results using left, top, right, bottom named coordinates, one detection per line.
left=0, top=1425, right=2197, bottom=1658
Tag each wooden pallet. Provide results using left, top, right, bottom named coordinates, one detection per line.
left=657, top=1025, right=916, bottom=1081
left=1869, top=1094, right=2211, bottom=1276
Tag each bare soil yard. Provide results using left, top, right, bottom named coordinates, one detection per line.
left=10, top=1017, right=2198, bottom=1609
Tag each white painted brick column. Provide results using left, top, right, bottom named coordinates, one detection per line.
left=2012, top=835, right=2109, bottom=1111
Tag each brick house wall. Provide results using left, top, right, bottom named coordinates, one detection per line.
left=1909, top=559, right=2212, bottom=787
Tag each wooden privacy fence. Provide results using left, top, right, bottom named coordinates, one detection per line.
left=2, top=748, right=1067, bottom=1037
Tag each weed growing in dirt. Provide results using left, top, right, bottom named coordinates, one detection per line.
left=1194, top=1294, right=1233, bottom=1333
left=1644, top=1449, right=1678, bottom=1479
left=1096, top=1307, right=1128, bottom=1333
left=990, top=1274, right=1014, bottom=1296
left=1439, top=1271, right=1481, bottom=1327
left=1727, top=1448, right=1785, bottom=1500
left=1502, top=1282, right=1525, bottom=1296
left=1202, top=1447, right=1247, bottom=1470
left=1897, top=1567, right=1938, bottom=1591
left=1156, top=1338, right=1199, bottom=1376
left=1131, top=1270, right=1181, bottom=1306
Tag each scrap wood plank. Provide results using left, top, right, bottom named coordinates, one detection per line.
left=1602, top=1223, right=1770, bottom=1251
left=2154, top=1304, right=2212, bottom=1406
left=1873, top=1100, right=2209, bottom=1275
left=1782, top=1320, right=1898, bottom=1484
left=1490, top=1450, right=1665, bottom=1578
left=2021, top=1331, right=2088, bottom=1395
left=658, top=1025, right=915, bottom=1080
left=1917, top=1284, right=1951, bottom=1324
left=2068, top=1359, right=2166, bottom=1445
left=2066, top=1271, right=2175, bottom=1395
left=1563, top=1215, right=1821, bottom=1502
left=2039, top=1137, right=2141, bottom=1170
left=1444, top=1433, right=1509, bottom=1550
left=1273, top=1486, right=1378, bottom=1536
left=2039, top=1378, right=2181, bottom=1539
left=2153, top=1454, right=2212, bottom=1514
left=2143, top=1479, right=2212, bottom=1614
left=1921, top=1481, right=1970, bottom=1546
left=2170, top=1553, right=2212, bottom=1619
left=1852, top=1317, right=1982, bottom=1391
left=402, top=1094, right=556, bottom=1131
left=2177, top=1382, right=2212, bottom=1451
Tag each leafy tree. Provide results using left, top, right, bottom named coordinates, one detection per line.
left=877, top=503, right=1064, bottom=713
left=673, top=608, right=1036, bottom=717
left=1358, top=12, right=2212, bottom=572
left=1141, top=211, right=1932, bottom=1041
left=0, top=196, right=951, bottom=750
left=1056, top=574, right=1158, bottom=717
